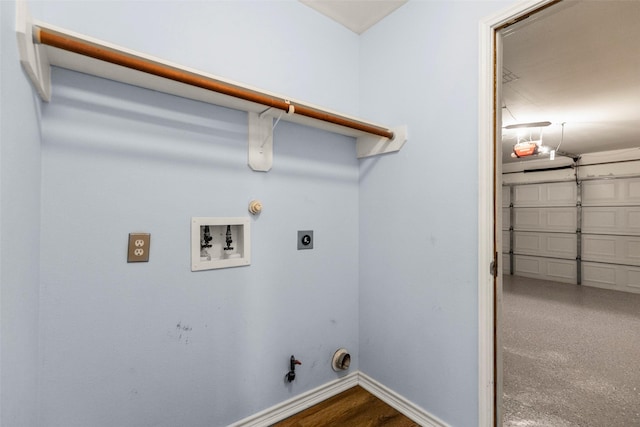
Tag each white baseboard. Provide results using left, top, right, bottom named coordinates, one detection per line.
left=229, top=371, right=448, bottom=427
left=228, top=372, right=358, bottom=427
left=358, top=372, right=449, bottom=427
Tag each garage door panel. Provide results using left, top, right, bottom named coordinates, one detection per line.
left=582, top=181, right=618, bottom=204
left=627, top=268, right=640, bottom=290
left=514, top=255, right=576, bottom=284
left=629, top=211, right=640, bottom=232
left=546, top=182, right=576, bottom=204
left=514, top=209, right=541, bottom=229
left=583, top=235, right=618, bottom=259
left=547, top=260, right=576, bottom=280
left=582, top=235, right=640, bottom=266
left=514, top=232, right=576, bottom=258
left=513, top=182, right=575, bottom=206
left=582, top=178, right=640, bottom=206
left=514, top=208, right=576, bottom=232
left=628, top=241, right=640, bottom=262
left=582, top=262, right=640, bottom=294
left=514, top=185, right=541, bottom=205
left=547, top=209, right=576, bottom=229
left=582, top=208, right=617, bottom=231
left=583, top=263, right=616, bottom=286
left=515, top=255, right=541, bottom=275
left=547, top=234, right=576, bottom=256
left=514, top=233, right=541, bottom=253
left=628, top=180, right=640, bottom=202
left=583, top=207, right=640, bottom=235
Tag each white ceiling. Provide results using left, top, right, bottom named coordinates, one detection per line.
left=501, top=1, right=640, bottom=163
left=299, top=0, right=407, bottom=34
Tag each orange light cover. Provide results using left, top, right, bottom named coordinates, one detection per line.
left=513, top=141, right=539, bottom=157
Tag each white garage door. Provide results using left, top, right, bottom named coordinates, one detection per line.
left=581, top=178, right=640, bottom=293
left=502, top=177, right=640, bottom=293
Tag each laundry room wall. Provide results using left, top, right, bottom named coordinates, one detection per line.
left=358, top=1, right=518, bottom=426
left=32, top=2, right=361, bottom=425
left=1, top=1, right=43, bottom=425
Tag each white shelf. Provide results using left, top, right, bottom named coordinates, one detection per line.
left=16, top=2, right=407, bottom=171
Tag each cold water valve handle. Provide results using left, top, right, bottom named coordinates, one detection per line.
left=224, top=225, right=234, bottom=251
left=286, top=355, right=302, bottom=382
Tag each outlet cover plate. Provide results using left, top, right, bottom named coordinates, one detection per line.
left=128, top=233, right=150, bottom=262
left=298, top=230, right=314, bottom=250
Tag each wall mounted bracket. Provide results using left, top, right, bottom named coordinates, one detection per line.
left=249, top=114, right=407, bottom=170
left=15, top=1, right=50, bottom=101
left=248, top=112, right=274, bottom=172
left=356, top=125, right=408, bottom=159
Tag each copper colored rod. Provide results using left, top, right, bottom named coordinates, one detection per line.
left=292, top=104, right=394, bottom=139
left=36, top=28, right=395, bottom=140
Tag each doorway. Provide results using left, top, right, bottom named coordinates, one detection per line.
left=478, top=2, right=557, bottom=425
left=482, top=1, right=640, bottom=426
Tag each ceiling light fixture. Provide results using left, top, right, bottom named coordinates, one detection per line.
left=512, top=140, right=541, bottom=158
left=507, top=121, right=580, bottom=161
left=505, top=120, right=553, bottom=159
left=504, top=121, right=552, bottom=130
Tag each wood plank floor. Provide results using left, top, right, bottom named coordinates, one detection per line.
left=272, top=386, right=419, bottom=427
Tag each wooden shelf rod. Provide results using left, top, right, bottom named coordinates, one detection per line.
left=34, top=26, right=395, bottom=141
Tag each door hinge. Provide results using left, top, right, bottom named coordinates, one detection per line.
left=490, top=253, right=498, bottom=277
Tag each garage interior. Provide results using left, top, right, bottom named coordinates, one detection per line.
left=499, top=2, right=640, bottom=426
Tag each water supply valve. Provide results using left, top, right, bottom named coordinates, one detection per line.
left=223, top=225, right=234, bottom=251
left=201, top=225, right=213, bottom=249
left=286, top=355, right=302, bottom=382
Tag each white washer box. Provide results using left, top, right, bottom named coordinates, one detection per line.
left=191, top=217, right=251, bottom=271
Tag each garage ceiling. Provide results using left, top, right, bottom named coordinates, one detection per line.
left=501, top=1, right=640, bottom=163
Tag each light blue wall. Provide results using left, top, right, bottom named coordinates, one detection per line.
left=32, top=1, right=360, bottom=426
left=0, top=1, right=43, bottom=426
left=36, top=0, right=361, bottom=117
left=39, top=70, right=359, bottom=427
left=1, top=0, right=527, bottom=425
left=358, top=2, right=515, bottom=426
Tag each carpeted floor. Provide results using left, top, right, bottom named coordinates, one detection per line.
left=502, top=275, right=640, bottom=427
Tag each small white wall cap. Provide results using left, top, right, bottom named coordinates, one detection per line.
left=249, top=200, right=263, bottom=215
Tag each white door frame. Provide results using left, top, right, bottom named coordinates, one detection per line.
left=477, top=1, right=558, bottom=425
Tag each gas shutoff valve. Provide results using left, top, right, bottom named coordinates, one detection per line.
left=286, top=355, right=302, bottom=382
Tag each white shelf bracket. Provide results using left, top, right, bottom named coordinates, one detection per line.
left=356, top=125, right=408, bottom=158
left=16, top=1, right=51, bottom=101
left=258, top=107, right=277, bottom=119
left=248, top=112, right=274, bottom=172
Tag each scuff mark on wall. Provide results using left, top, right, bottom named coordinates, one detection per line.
left=167, top=321, right=193, bottom=344
left=176, top=322, right=192, bottom=332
